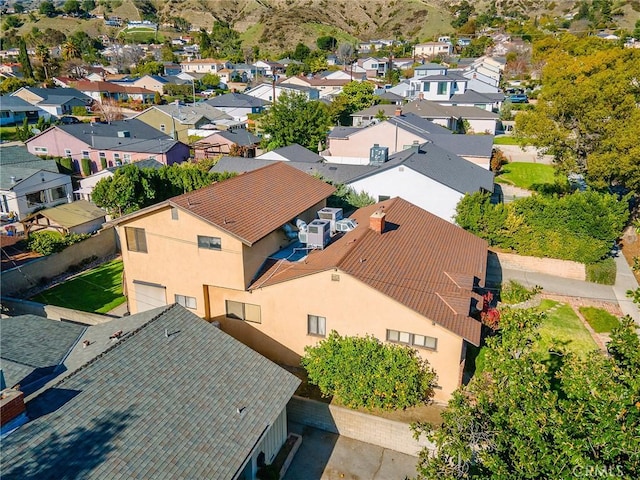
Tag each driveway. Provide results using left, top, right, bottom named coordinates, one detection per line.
left=284, top=422, right=419, bottom=480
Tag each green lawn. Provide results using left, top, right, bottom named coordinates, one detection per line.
left=30, top=259, right=126, bottom=314
left=0, top=126, right=19, bottom=142
left=537, top=300, right=599, bottom=359
left=578, top=306, right=621, bottom=333
left=493, top=136, right=522, bottom=145
left=496, top=162, right=558, bottom=190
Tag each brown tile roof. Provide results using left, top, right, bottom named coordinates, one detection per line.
left=170, top=162, right=336, bottom=246
left=251, top=197, right=486, bottom=345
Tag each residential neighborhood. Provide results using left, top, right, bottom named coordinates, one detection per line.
left=1, top=1, right=640, bottom=479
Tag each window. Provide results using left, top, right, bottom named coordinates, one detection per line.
left=113, top=153, right=121, bottom=162
left=123, top=153, right=131, bottom=163
left=171, top=207, right=179, bottom=220
left=125, top=227, right=147, bottom=253
left=82, top=150, right=90, bottom=159
left=26, top=190, right=46, bottom=207
left=387, top=329, right=437, bottom=350
left=225, top=300, right=261, bottom=323
left=34, top=147, right=48, bottom=154
left=437, top=82, right=447, bottom=95
left=160, top=124, right=166, bottom=132
left=307, top=315, right=326, bottom=337
left=422, top=82, right=430, bottom=92
left=99, top=152, right=106, bottom=161
left=49, top=186, right=67, bottom=201
left=175, top=294, right=197, bottom=309
left=64, top=149, right=72, bottom=158
left=197, top=235, right=221, bottom=250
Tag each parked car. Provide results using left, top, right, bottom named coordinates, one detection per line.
left=59, top=116, right=81, bottom=124
left=508, top=94, right=529, bottom=104
left=200, top=90, right=215, bottom=97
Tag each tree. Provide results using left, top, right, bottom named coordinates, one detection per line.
left=292, top=42, right=311, bottom=61
left=200, top=73, right=221, bottom=89
left=634, top=20, right=640, bottom=41
left=82, top=0, right=96, bottom=12
left=17, top=37, right=34, bottom=81
left=302, top=331, right=436, bottom=410
left=260, top=91, right=331, bottom=153
left=14, top=2, right=25, bottom=13
left=39, top=1, right=57, bottom=17
left=0, top=77, right=34, bottom=94
left=4, top=16, right=23, bottom=29
left=450, top=0, right=475, bottom=29
left=316, top=35, right=337, bottom=51
left=131, top=57, right=164, bottom=76
left=336, top=42, right=355, bottom=67
left=153, top=91, right=162, bottom=105
left=330, top=81, right=375, bottom=125
left=35, top=44, right=51, bottom=80
left=62, top=41, right=81, bottom=60
left=516, top=42, right=640, bottom=191
left=63, top=0, right=81, bottom=15
left=414, top=309, right=640, bottom=479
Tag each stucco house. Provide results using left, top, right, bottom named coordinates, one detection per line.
left=324, top=111, right=494, bottom=169
left=0, top=146, right=72, bottom=220
left=180, top=58, right=231, bottom=73
left=279, top=75, right=353, bottom=98
left=11, top=87, right=92, bottom=118
left=111, top=162, right=488, bottom=402
left=403, top=98, right=500, bottom=135
left=73, top=81, right=156, bottom=104
left=244, top=82, right=319, bottom=102
left=413, top=42, right=453, bottom=58
left=133, top=103, right=234, bottom=142
left=1, top=306, right=299, bottom=480
left=25, top=119, right=190, bottom=175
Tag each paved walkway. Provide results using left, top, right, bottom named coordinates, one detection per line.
left=284, top=422, right=418, bottom=480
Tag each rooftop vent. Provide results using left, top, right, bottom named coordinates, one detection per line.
left=117, top=130, right=130, bottom=138
left=369, top=144, right=388, bottom=165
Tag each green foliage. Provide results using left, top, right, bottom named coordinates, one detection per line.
left=414, top=309, right=640, bottom=479
left=131, top=56, right=164, bottom=76
left=460, top=36, right=493, bottom=57
left=200, top=73, right=221, bottom=89
left=4, top=16, right=24, bottom=29
left=261, top=91, right=331, bottom=153
left=81, top=157, right=92, bottom=176
left=0, top=77, right=34, bottom=94
left=27, top=231, right=89, bottom=256
left=455, top=191, right=629, bottom=263
left=55, top=156, right=74, bottom=174
left=316, top=35, right=337, bottom=51
left=39, top=1, right=57, bottom=17
left=302, top=331, right=436, bottom=410
left=500, top=280, right=541, bottom=304
left=322, top=179, right=374, bottom=211
left=579, top=306, right=621, bottom=333
left=63, top=0, right=81, bottom=15
left=72, top=106, right=88, bottom=116
left=18, top=37, right=34, bottom=81
left=495, top=162, right=561, bottom=190
left=334, top=81, right=375, bottom=120
left=586, top=258, right=616, bottom=285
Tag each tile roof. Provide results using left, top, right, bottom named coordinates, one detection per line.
left=251, top=198, right=486, bottom=345
left=117, top=162, right=336, bottom=246
left=1, top=305, right=300, bottom=479
left=0, top=315, right=86, bottom=391
left=205, top=92, right=270, bottom=108
left=25, top=200, right=106, bottom=229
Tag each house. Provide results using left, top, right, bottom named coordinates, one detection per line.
left=0, top=95, right=49, bottom=126
left=133, top=103, right=234, bottom=143
left=0, top=146, right=72, bottom=221
left=256, top=143, right=323, bottom=163
left=346, top=141, right=494, bottom=221
left=324, top=111, right=494, bottom=168
left=280, top=75, right=354, bottom=98
left=413, top=42, right=453, bottom=58
left=0, top=305, right=300, bottom=479
left=25, top=119, right=190, bottom=175
left=403, top=98, right=500, bottom=135
left=204, top=92, right=270, bottom=122
left=21, top=199, right=106, bottom=236
left=244, top=82, right=319, bottom=102
left=350, top=104, right=402, bottom=127
left=74, top=158, right=163, bottom=202
left=73, top=81, right=156, bottom=104
left=11, top=87, right=92, bottom=118
left=180, top=58, right=231, bottom=73
left=253, top=60, right=284, bottom=77
left=111, top=164, right=487, bottom=402
left=119, top=74, right=170, bottom=94
left=408, top=70, right=468, bottom=102
left=357, top=57, right=392, bottom=78
left=440, top=89, right=505, bottom=112
left=194, top=128, right=262, bottom=158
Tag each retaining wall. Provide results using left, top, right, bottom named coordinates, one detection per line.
left=490, top=250, right=586, bottom=281
left=1, top=227, right=118, bottom=296
left=286, top=396, right=434, bottom=457
left=1, top=297, right=118, bottom=325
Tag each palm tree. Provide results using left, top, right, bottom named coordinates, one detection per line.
left=35, top=44, right=50, bottom=79
left=62, top=41, right=80, bottom=61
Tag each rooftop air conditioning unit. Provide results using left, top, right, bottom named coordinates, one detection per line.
left=335, top=218, right=358, bottom=233
left=317, top=207, right=343, bottom=232
left=306, top=219, right=331, bottom=249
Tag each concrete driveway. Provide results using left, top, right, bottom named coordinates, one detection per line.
left=284, top=422, right=419, bottom=480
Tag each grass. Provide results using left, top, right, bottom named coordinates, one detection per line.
left=536, top=300, right=599, bottom=359
left=0, top=126, right=19, bottom=142
left=495, top=162, right=558, bottom=190
left=579, top=306, right=621, bottom=333
left=493, top=136, right=522, bottom=145
left=30, top=259, right=126, bottom=314
left=586, top=258, right=616, bottom=285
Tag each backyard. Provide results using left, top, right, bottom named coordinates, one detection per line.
left=495, top=162, right=559, bottom=190
left=30, top=259, right=126, bottom=314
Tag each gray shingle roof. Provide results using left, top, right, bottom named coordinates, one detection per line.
left=0, top=95, right=44, bottom=113
left=205, top=92, right=270, bottom=108
left=16, top=87, right=92, bottom=103
left=0, top=315, right=86, bottom=391
left=148, top=103, right=232, bottom=125
left=447, top=90, right=505, bottom=103
left=1, top=305, right=300, bottom=479
left=427, top=133, right=494, bottom=158
left=387, top=112, right=454, bottom=136
left=328, top=126, right=363, bottom=138
left=212, top=129, right=261, bottom=146
left=0, top=146, right=63, bottom=190
left=256, top=143, right=323, bottom=163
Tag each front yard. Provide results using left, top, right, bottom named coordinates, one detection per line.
left=30, top=259, right=126, bottom=314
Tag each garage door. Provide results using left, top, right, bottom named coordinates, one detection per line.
left=133, top=280, right=167, bottom=312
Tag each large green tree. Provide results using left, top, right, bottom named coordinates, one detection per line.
left=516, top=37, right=640, bottom=191
left=260, top=91, right=331, bottom=152
left=415, top=308, right=640, bottom=479
left=330, top=81, right=375, bottom=125
left=17, top=37, right=34, bottom=81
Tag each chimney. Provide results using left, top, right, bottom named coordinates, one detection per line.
left=412, top=140, right=420, bottom=152
left=1, top=389, right=27, bottom=430
left=394, top=107, right=402, bottom=116
left=370, top=210, right=386, bottom=234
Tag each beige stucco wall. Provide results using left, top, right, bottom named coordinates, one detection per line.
left=208, top=269, right=465, bottom=403
left=328, top=122, right=425, bottom=159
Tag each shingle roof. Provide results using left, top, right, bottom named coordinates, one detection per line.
left=52, top=119, right=181, bottom=154
left=387, top=112, right=453, bottom=136
left=0, top=146, right=62, bottom=190
left=25, top=200, right=106, bottom=229
left=205, top=92, right=270, bottom=108
left=251, top=198, right=486, bottom=345
left=426, top=134, right=494, bottom=158
left=448, top=89, right=505, bottom=103
left=145, top=103, right=232, bottom=125
left=0, top=315, right=86, bottom=390
left=210, top=129, right=261, bottom=146
left=403, top=99, right=499, bottom=120
left=1, top=305, right=300, bottom=479
left=0, top=95, right=44, bottom=113
left=328, top=126, right=363, bottom=138
left=257, top=143, right=323, bottom=163
left=16, top=87, right=91, bottom=103
left=351, top=104, right=401, bottom=118
left=117, top=162, right=336, bottom=246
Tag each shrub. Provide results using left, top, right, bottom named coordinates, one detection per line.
left=72, top=106, right=88, bottom=116
left=301, top=331, right=436, bottom=410
left=56, top=156, right=74, bottom=174
left=500, top=280, right=541, bottom=304
left=28, top=231, right=89, bottom=256
left=586, top=258, right=616, bottom=285
left=81, top=157, right=92, bottom=176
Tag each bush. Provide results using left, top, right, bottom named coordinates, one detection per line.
left=586, top=258, right=616, bottom=285
left=301, top=331, right=436, bottom=410
left=72, top=106, right=88, bottom=116
left=81, top=157, right=92, bottom=176
left=500, top=280, right=541, bottom=304
left=28, top=231, right=89, bottom=256
left=56, top=156, right=74, bottom=174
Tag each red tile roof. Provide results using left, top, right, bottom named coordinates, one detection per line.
left=170, top=162, right=336, bottom=246
left=251, top=197, right=487, bottom=345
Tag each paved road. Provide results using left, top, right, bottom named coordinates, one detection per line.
left=284, top=422, right=419, bottom=480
